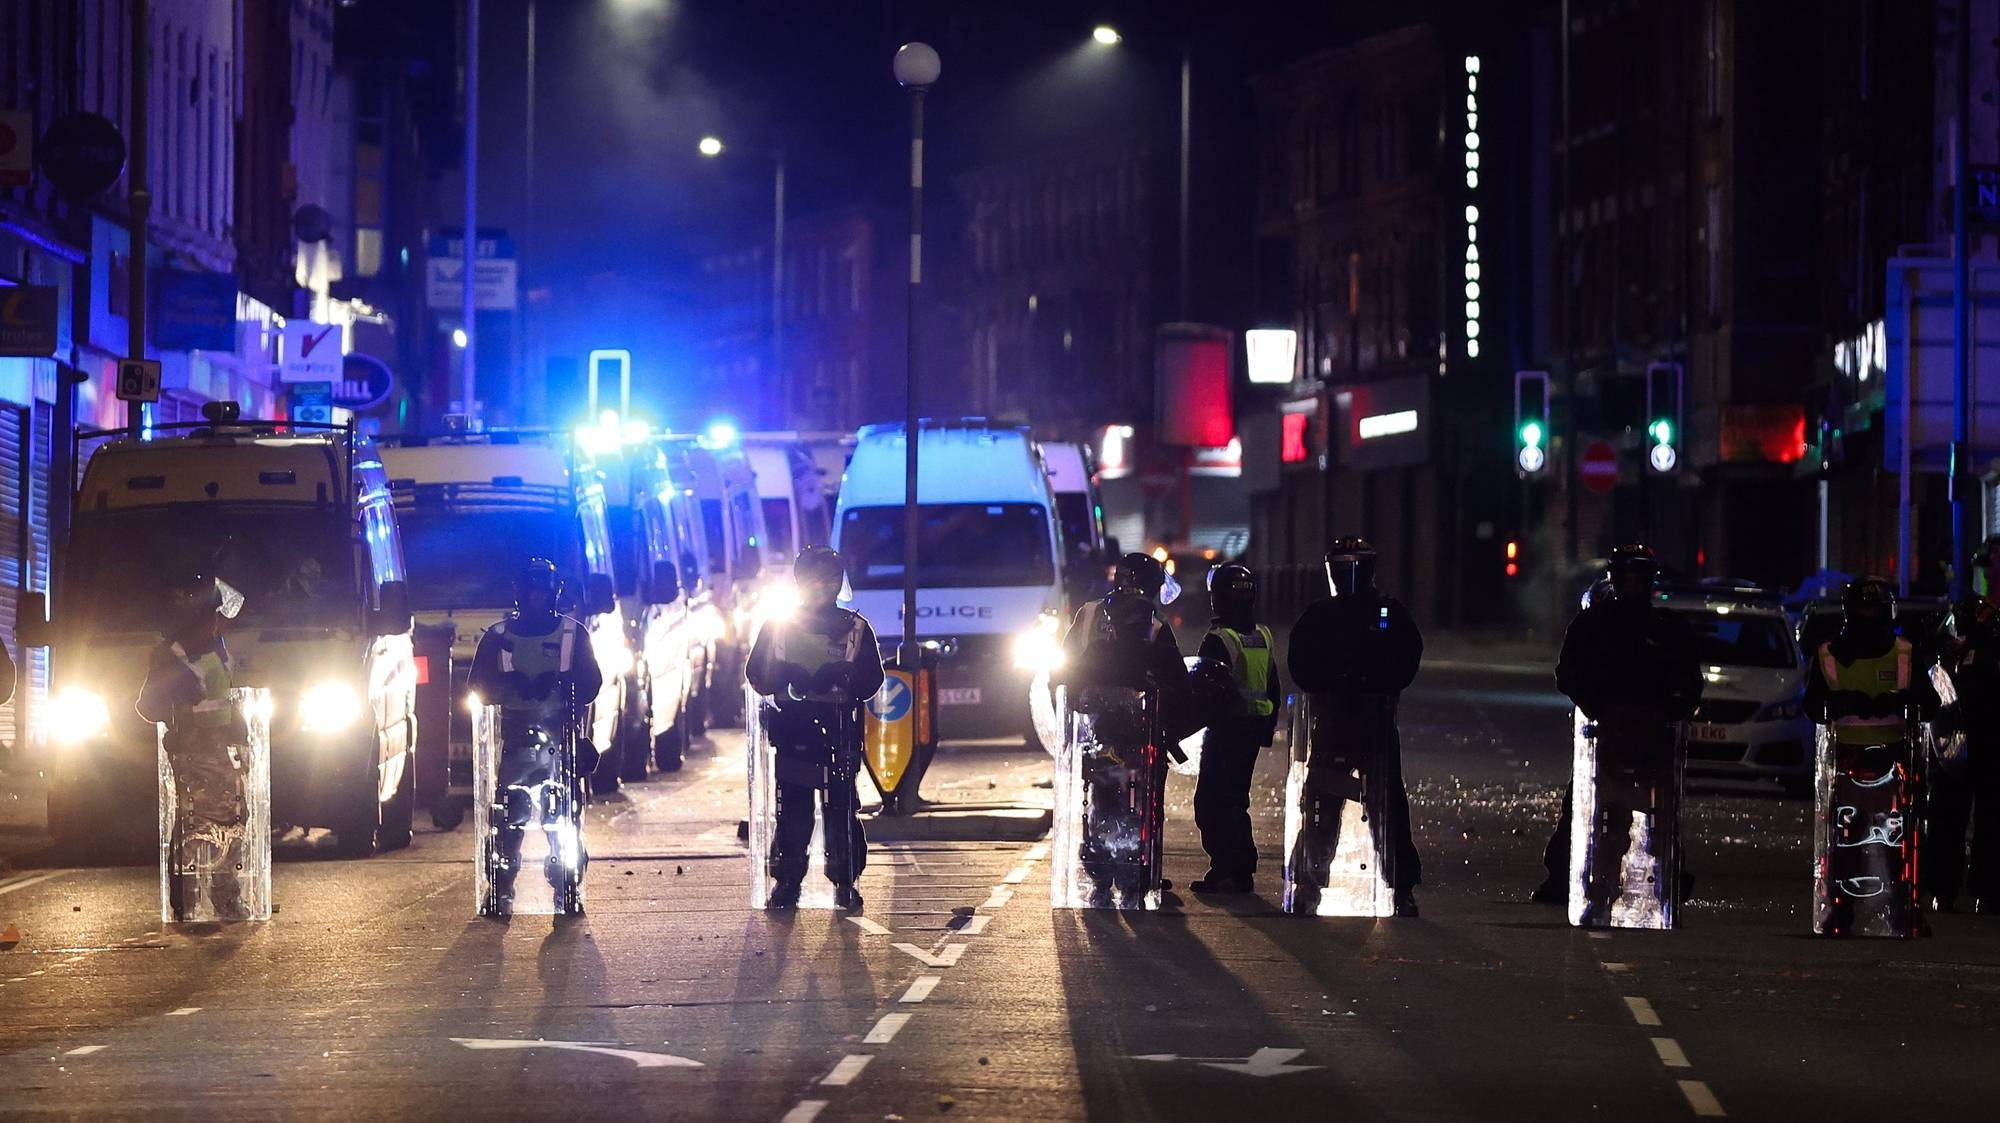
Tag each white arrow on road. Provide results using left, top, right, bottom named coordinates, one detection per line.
left=452, top=1038, right=704, bottom=1069
left=1132, top=1047, right=1319, bottom=1078
left=891, top=942, right=967, bottom=968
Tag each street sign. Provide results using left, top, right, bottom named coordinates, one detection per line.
left=1974, top=165, right=2000, bottom=225
left=1580, top=440, right=1618, bottom=495
left=864, top=670, right=917, bottom=794
left=289, top=381, right=333, bottom=425
left=334, top=352, right=395, bottom=412
left=1883, top=255, right=2000, bottom=468
left=425, top=231, right=518, bottom=311
left=0, top=110, right=31, bottom=188
left=115, top=359, right=161, bottom=404
left=0, top=285, right=59, bottom=357
left=37, top=112, right=125, bottom=199
left=151, top=269, right=238, bottom=352
left=280, top=320, right=342, bottom=383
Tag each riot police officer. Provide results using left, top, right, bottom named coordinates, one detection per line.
left=1532, top=546, right=1701, bottom=905
left=468, top=558, right=604, bottom=914
left=1286, top=537, right=1424, bottom=917
left=1933, top=537, right=2000, bottom=914
left=1058, top=552, right=1191, bottom=907
left=1189, top=563, right=1281, bottom=894
left=745, top=546, right=884, bottom=911
left=139, top=574, right=252, bottom=918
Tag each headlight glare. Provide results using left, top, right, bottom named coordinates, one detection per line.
left=299, top=681, right=364, bottom=733
left=47, top=688, right=111, bottom=745
left=1012, top=613, right=1067, bottom=672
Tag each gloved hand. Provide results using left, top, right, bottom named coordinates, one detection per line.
left=502, top=671, right=535, bottom=700
left=773, top=661, right=813, bottom=701
left=811, top=662, right=856, bottom=701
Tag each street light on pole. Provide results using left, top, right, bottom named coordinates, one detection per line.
left=893, top=41, right=938, bottom=806
left=1089, top=25, right=1191, bottom=321
left=699, top=136, right=787, bottom=428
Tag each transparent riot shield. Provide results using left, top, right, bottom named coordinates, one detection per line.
left=1812, top=723, right=1922, bottom=938
left=473, top=705, right=587, bottom=917
left=1050, top=684, right=1166, bottom=910
left=747, top=684, right=866, bottom=909
left=158, top=688, right=272, bottom=924
left=1280, top=693, right=1396, bottom=917
left=1567, top=708, right=1684, bottom=930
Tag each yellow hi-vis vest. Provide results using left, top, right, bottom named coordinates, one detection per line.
left=1818, top=638, right=1912, bottom=747
left=1209, top=624, right=1276, bottom=718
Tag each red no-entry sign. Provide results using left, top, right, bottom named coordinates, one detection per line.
left=1580, top=440, right=1618, bottom=495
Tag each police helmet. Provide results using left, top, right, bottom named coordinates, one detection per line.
left=1324, top=536, right=1377, bottom=597
left=1842, top=576, right=1896, bottom=620
left=1207, top=563, right=1257, bottom=619
left=516, top=557, right=563, bottom=607
left=1606, top=543, right=1660, bottom=582
left=1112, top=552, right=1167, bottom=600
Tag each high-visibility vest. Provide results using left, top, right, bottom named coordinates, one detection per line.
left=1817, top=638, right=1912, bottom=747
left=1208, top=624, right=1276, bottom=718
left=489, top=617, right=583, bottom=724
left=178, top=647, right=235, bottom=730
left=769, top=612, right=868, bottom=703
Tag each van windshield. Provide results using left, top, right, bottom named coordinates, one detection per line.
left=840, top=504, right=1055, bottom=590
left=64, top=506, right=355, bottom=633
left=398, top=507, right=579, bottom=610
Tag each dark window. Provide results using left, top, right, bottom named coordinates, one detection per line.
left=396, top=508, right=579, bottom=611
left=64, top=507, right=355, bottom=632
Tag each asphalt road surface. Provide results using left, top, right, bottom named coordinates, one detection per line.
left=1, top=654, right=1996, bottom=1121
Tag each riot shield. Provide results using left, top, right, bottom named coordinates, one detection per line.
left=1567, top=707, right=1684, bottom=930
left=158, top=688, right=271, bottom=924
left=1280, top=693, right=1396, bottom=918
left=1812, top=723, right=1922, bottom=937
left=1050, top=684, right=1166, bottom=910
left=747, top=684, right=865, bottom=909
left=473, top=705, right=587, bottom=917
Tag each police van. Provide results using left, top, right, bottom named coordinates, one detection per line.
left=376, top=433, right=633, bottom=786
left=832, top=420, right=1069, bottom=739
left=30, top=409, right=418, bottom=858
left=662, top=435, right=779, bottom=726
left=1039, top=439, right=1114, bottom=604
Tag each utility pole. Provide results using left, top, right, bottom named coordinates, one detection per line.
left=461, top=0, right=481, bottom=421
left=1951, top=0, right=1974, bottom=600
left=1178, top=43, right=1192, bottom=320
left=126, top=0, right=150, bottom=432
left=772, top=152, right=786, bottom=428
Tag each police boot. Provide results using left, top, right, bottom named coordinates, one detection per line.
left=1393, top=888, right=1420, bottom=918
left=834, top=883, right=864, bottom=912
left=1529, top=875, right=1567, bottom=905
left=768, top=879, right=803, bottom=910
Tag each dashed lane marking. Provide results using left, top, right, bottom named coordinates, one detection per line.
left=1003, top=865, right=1030, bottom=884
left=1623, top=996, right=1661, bottom=1027
left=892, top=942, right=966, bottom=968
left=64, top=1046, right=106, bottom=1056
left=1587, top=931, right=1611, bottom=940
left=0, top=871, right=67, bottom=898
left=953, top=914, right=991, bottom=935
left=166, top=1007, right=202, bottom=1017
left=1678, top=1080, right=1726, bottom=1117
left=821, top=1055, right=873, bottom=1086
left=779, top=1100, right=827, bottom=1123
left=845, top=916, right=891, bottom=936
left=1601, top=962, right=1630, bottom=973
left=900, top=975, right=940, bottom=1004
left=1651, top=1038, right=1689, bottom=1068
left=980, top=887, right=1014, bottom=910
left=864, top=1013, right=911, bottom=1044
left=1024, top=843, right=1048, bottom=862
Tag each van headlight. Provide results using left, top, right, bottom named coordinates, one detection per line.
left=1012, top=613, right=1066, bottom=673
left=47, top=688, right=112, bottom=745
left=600, top=639, right=635, bottom=679
left=299, top=681, right=364, bottom=733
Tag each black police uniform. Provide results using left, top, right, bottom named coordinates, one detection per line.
left=1931, top=597, right=2000, bottom=911
left=746, top=605, right=885, bottom=893
left=1286, top=589, right=1424, bottom=898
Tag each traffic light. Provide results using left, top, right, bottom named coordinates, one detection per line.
left=1646, top=362, right=1683, bottom=474
left=1514, top=370, right=1550, bottom=476
left=1505, top=539, right=1521, bottom=579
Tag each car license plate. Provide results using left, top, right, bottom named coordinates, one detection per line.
left=939, top=687, right=982, bottom=706
left=1689, top=723, right=1730, bottom=743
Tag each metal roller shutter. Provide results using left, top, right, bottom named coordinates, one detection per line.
left=0, top=404, right=27, bottom=750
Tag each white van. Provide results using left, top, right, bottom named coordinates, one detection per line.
left=377, top=434, right=633, bottom=783
left=833, top=420, right=1068, bottom=737
left=663, top=436, right=778, bottom=725
left=1038, top=440, right=1115, bottom=603
left=33, top=414, right=418, bottom=858
left=743, top=435, right=833, bottom=559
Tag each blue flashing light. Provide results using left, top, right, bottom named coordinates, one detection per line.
left=702, top=419, right=740, bottom=449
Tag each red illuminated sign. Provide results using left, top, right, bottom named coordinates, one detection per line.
left=1281, top=412, right=1310, bottom=464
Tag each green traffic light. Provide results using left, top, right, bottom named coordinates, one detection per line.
left=1520, top=420, right=1544, bottom=449
left=1650, top=419, right=1673, bottom=445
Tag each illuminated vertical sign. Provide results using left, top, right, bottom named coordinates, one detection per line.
left=1463, top=56, right=1482, bottom=360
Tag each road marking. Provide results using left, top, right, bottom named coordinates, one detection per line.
left=1677, top=1080, right=1726, bottom=1117
left=1587, top=931, right=1610, bottom=940
left=980, top=887, right=1014, bottom=910
left=0, top=871, right=66, bottom=898
left=900, top=975, right=940, bottom=1003
left=1133, top=1047, right=1320, bottom=1078
left=1003, top=865, right=1030, bottom=884
left=954, top=914, right=991, bottom=935
left=892, top=942, right=966, bottom=968
left=451, top=1038, right=703, bottom=1068
left=1623, top=996, right=1661, bottom=1027
left=64, top=1045, right=106, bottom=1056
left=845, top=916, right=891, bottom=936
left=780, top=1101, right=827, bottom=1123
left=166, top=1007, right=202, bottom=1017
left=6, top=978, right=24, bottom=984
left=1601, top=962, right=1630, bottom=973
left=1651, top=1037, right=1690, bottom=1068
left=821, top=1054, right=872, bottom=1086
left=864, top=1013, right=911, bottom=1044
left=1024, top=843, right=1048, bottom=862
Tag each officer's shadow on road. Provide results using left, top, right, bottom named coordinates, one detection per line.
left=715, top=906, right=876, bottom=1078
left=530, top=916, right=610, bottom=1040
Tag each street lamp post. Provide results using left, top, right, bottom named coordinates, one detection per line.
left=894, top=42, right=939, bottom=806
left=1093, top=26, right=1192, bottom=319
left=699, top=137, right=787, bottom=428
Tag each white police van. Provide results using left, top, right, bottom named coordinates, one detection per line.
left=833, top=420, right=1068, bottom=739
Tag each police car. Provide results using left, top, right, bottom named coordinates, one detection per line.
left=1658, top=582, right=1814, bottom=790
